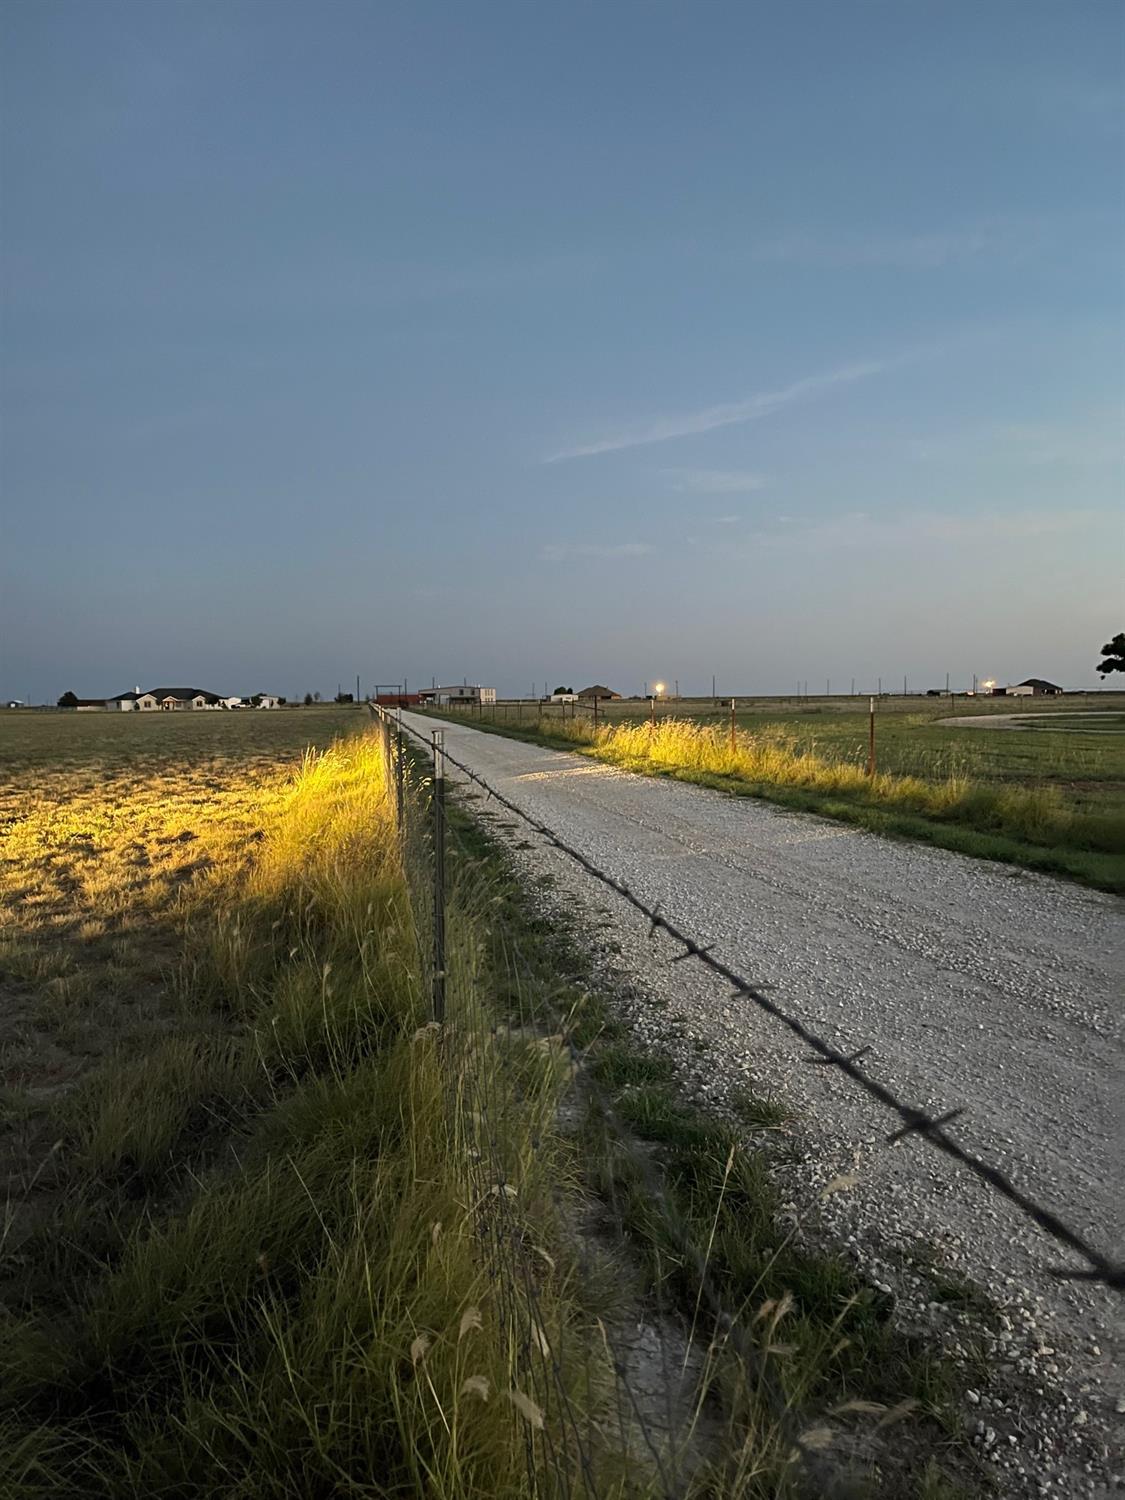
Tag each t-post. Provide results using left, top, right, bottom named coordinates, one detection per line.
left=431, top=731, right=446, bottom=1022
left=730, top=697, right=736, bottom=754
left=867, top=697, right=876, bottom=777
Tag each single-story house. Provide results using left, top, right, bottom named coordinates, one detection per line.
left=1016, top=678, right=1063, bottom=696
left=256, top=694, right=282, bottom=709
left=576, top=685, right=621, bottom=701
left=152, top=688, right=221, bottom=711
left=108, top=688, right=223, bottom=711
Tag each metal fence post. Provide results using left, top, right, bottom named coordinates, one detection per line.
left=730, top=697, right=736, bottom=754
left=395, top=710, right=405, bottom=836
left=867, top=697, right=876, bottom=777
left=431, top=730, right=446, bottom=1022
left=379, top=707, right=391, bottom=776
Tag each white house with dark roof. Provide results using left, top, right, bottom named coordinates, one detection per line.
left=109, top=687, right=223, bottom=711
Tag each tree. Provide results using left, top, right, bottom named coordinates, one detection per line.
left=313, top=691, right=321, bottom=703
left=304, top=692, right=313, bottom=706
left=335, top=692, right=354, bottom=704
left=1096, top=632, right=1125, bottom=677
left=57, top=690, right=78, bottom=708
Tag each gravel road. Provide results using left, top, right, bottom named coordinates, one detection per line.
left=403, top=713, right=1124, bottom=1493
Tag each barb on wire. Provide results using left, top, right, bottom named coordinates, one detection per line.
left=380, top=708, right=1123, bottom=1296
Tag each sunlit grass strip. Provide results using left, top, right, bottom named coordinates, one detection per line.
left=0, top=733, right=635, bottom=1498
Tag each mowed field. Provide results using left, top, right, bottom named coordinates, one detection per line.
left=432, top=693, right=1125, bottom=891
left=0, top=705, right=363, bottom=1117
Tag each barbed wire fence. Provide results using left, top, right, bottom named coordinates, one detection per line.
left=367, top=702, right=1123, bottom=1497
left=373, top=708, right=722, bottom=1496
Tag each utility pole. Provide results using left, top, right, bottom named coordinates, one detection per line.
left=674, top=678, right=679, bottom=699
left=851, top=677, right=855, bottom=696
left=712, top=673, right=716, bottom=705
left=356, top=674, right=360, bottom=703
left=903, top=674, right=907, bottom=696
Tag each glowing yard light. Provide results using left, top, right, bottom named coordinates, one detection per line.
left=653, top=682, right=665, bottom=697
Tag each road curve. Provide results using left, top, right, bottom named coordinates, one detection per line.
left=403, top=712, right=1124, bottom=1476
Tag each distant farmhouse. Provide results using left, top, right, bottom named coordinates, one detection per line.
left=576, top=684, right=621, bottom=701
left=60, top=687, right=283, bottom=711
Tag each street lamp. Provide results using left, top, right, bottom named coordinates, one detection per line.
left=653, top=681, right=665, bottom=698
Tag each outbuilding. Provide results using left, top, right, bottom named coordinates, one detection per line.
left=432, top=685, right=497, bottom=706
left=1016, top=678, right=1063, bottom=696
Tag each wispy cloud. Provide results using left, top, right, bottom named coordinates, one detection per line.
left=538, top=541, right=653, bottom=562
left=664, top=468, right=766, bottom=494
left=545, top=360, right=890, bottom=462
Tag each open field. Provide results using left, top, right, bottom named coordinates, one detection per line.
left=0, top=705, right=364, bottom=1138
left=428, top=695, right=1125, bottom=891
left=0, top=707, right=992, bottom=1495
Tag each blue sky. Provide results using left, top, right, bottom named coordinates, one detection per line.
left=2, top=0, right=1122, bottom=701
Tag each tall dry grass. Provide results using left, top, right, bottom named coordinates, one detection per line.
left=1, top=734, right=639, bottom=1498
